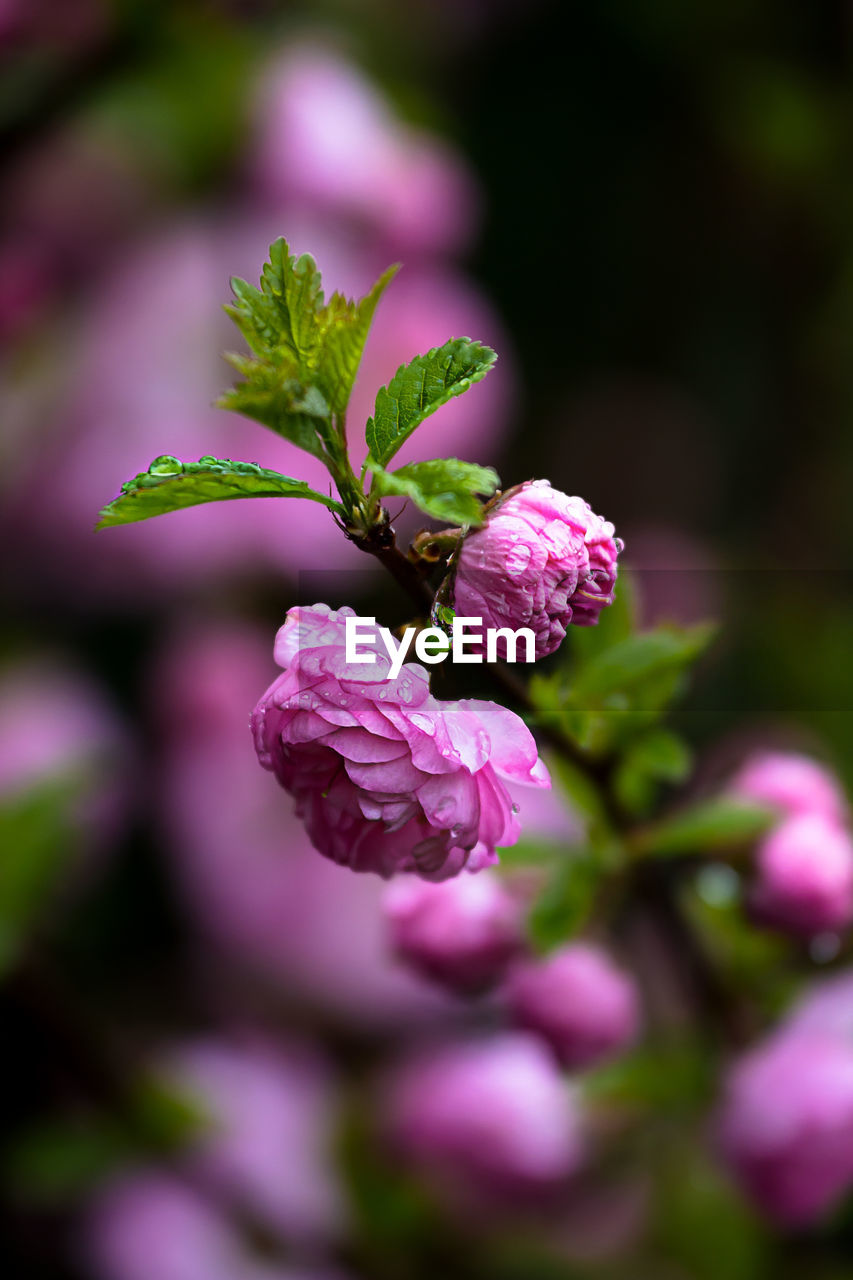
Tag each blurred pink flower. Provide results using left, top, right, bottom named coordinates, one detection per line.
left=383, top=871, right=524, bottom=993
left=252, top=605, right=549, bottom=879
left=506, top=943, right=641, bottom=1070
left=788, top=970, right=853, bottom=1042
left=732, top=752, right=848, bottom=827
left=160, top=1038, right=344, bottom=1242
left=387, top=1033, right=584, bottom=1205
left=250, top=45, right=479, bottom=255
left=82, top=1172, right=342, bottom=1280
left=749, top=813, right=853, bottom=937
left=717, top=1027, right=853, bottom=1225
left=0, top=656, right=129, bottom=862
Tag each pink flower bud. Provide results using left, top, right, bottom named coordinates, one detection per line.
left=506, top=943, right=640, bottom=1070
left=252, top=605, right=549, bottom=881
left=383, top=871, right=524, bottom=994
left=749, top=813, right=853, bottom=937
left=451, top=481, right=621, bottom=660
left=387, top=1034, right=584, bottom=1203
left=717, top=1029, right=853, bottom=1225
left=732, top=751, right=848, bottom=826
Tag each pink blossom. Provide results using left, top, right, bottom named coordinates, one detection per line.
left=82, top=1172, right=342, bottom=1280
left=252, top=605, right=549, bottom=880
left=506, top=943, right=640, bottom=1069
left=250, top=46, right=479, bottom=254
left=451, top=481, right=621, bottom=660
left=383, top=871, right=524, bottom=993
left=152, top=621, right=462, bottom=1030
left=717, top=1029, right=853, bottom=1225
left=0, top=657, right=129, bottom=866
left=387, top=1033, right=584, bottom=1203
left=732, top=752, right=848, bottom=826
left=749, top=813, right=853, bottom=937
left=787, top=970, right=853, bottom=1043
left=160, top=1039, right=344, bottom=1242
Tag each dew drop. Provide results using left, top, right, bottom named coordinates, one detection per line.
left=511, top=803, right=520, bottom=815
left=149, top=454, right=183, bottom=476
left=198, top=454, right=219, bottom=466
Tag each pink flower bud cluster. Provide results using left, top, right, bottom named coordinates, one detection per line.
left=450, top=480, right=621, bottom=660
left=733, top=752, right=853, bottom=937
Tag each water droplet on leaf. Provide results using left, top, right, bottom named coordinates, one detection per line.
left=149, top=454, right=183, bottom=476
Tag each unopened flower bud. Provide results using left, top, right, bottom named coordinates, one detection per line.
left=717, top=1029, right=853, bottom=1225
left=732, top=751, right=848, bottom=826
left=506, top=943, right=640, bottom=1070
left=387, top=1034, right=583, bottom=1203
left=750, top=813, right=853, bottom=937
left=450, top=481, right=620, bottom=660
left=383, top=871, right=524, bottom=994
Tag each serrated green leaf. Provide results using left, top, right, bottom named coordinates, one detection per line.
left=97, top=456, right=343, bottom=529
left=636, top=797, right=776, bottom=858
left=218, top=359, right=330, bottom=458
left=316, top=265, right=399, bottom=414
left=370, top=457, right=499, bottom=526
left=223, top=242, right=397, bottom=464
left=365, top=338, right=497, bottom=467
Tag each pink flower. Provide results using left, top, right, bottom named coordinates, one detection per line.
left=732, top=752, right=848, bottom=826
left=250, top=45, right=479, bottom=254
left=153, top=621, right=461, bottom=1031
left=160, top=1039, right=344, bottom=1242
left=749, top=813, right=853, bottom=937
left=387, top=1034, right=584, bottom=1203
left=383, top=871, right=524, bottom=993
left=506, top=943, right=640, bottom=1070
left=717, top=1029, right=853, bottom=1225
left=788, top=970, right=853, bottom=1043
left=451, top=481, right=621, bottom=660
left=82, top=1172, right=343, bottom=1280
left=252, top=606, right=549, bottom=880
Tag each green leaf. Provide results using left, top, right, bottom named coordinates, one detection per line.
left=614, top=729, right=692, bottom=816
left=370, top=458, right=499, bottom=526
left=315, top=265, right=399, bottom=414
left=365, top=338, right=497, bottom=467
left=218, top=355, right=331, bottom=459
left=533, top=622, right=715, bottom=754
left=0, top=776, right=81, bottom=976
left=223, top=240, right=397, bottom=451
left=97, top=456, right=344, bottom=529
left=636, top=797, right=776, bottom=858
left=527, top=848, right=602, bottom=952
left=571, top=623, right=715, bottom=703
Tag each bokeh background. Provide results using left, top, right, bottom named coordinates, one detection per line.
left=2, top=2, right=853, bottom=1277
